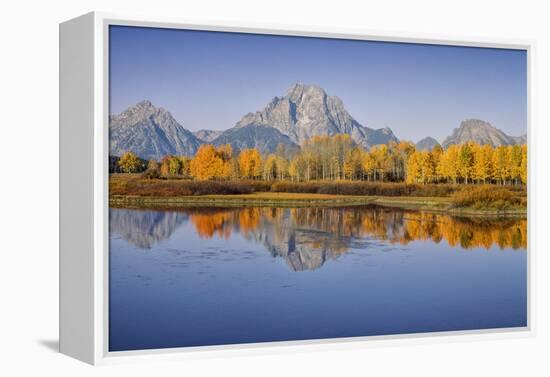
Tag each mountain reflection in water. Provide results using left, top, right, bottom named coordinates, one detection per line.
left=109, top=209, right=188, bottom=249
left=109, top=206, right=527, bottom=271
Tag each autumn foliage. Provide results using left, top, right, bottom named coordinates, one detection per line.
left=116, top=134, right=527, bottom=186
left=109, top=176, right=272, bottom=197
left=117, top=151, right=144, bottom=173
left=451, top=185, right=525, bottom=210
left=189, top=144, right=233, bottom=180
left=184, top=207, right=527, bottom=250
left=406, top=143, right=527, bottom=185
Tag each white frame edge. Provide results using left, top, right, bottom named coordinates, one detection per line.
left=59, top=11, right=536, bottom=365
left=60, top=12, right=96, bottom=364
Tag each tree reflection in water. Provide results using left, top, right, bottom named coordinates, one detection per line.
left=110, top=206, right=527, bottom=271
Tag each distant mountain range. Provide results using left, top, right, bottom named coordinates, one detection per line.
left=109, top=100, right=201, bottom=160
left=441, top=119, right=526, bottom=148
left=415, top=137, right=440, bottom=151
left=212, top=124, right=299, bottom=155
left=109, top=84, right=526, bottom=160
left=193, top=129, right=222, bottom=143
left=228, top=83, right=398, bottom=151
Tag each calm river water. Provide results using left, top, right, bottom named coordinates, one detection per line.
left=109, top=206, right=527, bottom=351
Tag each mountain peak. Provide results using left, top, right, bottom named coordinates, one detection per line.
left=134, top=99, right=154, bottom=108
left=126, top=100, right=157, bottom=114
left=287, top=82, right=305, bottom=93
left=232, top=83, right=397, bottom=150
left=287, top=83, right=326, bottom=103
left=442, top=119, right=524, bottom=148
left=110, top=100, right=201, bottom=160
left=113, top=100, right=161, bottom=123
left=416, top=137, right=440, bottom=151
left=460, top=118, right=493, bottom=129
left=287, top=82, right=320, bottom=92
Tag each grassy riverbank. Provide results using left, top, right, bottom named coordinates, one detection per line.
left=110, top=191, right=442, bottom=208
left=110, top=191, right=526, bottom=216
left=109, top=174, right=527, bottom=216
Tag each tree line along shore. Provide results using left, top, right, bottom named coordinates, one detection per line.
left=109, top=135, right=527, bottom=213
left=113, top=135, right=527, bottom=186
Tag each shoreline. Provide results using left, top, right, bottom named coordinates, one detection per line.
left=109, top=192, right=526, bottom=218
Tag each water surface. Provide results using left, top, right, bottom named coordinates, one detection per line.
left=109, top=206, right=527, bottom=351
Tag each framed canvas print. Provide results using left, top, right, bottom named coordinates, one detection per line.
left=59, top=12, right=534, bottom=365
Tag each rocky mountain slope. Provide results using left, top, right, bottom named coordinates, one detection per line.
left=212, top=124, right=299, bottom=154
left=218, top=83, right=398, bottom=152
left=442, top=119, right=526, bottom=148
left=109, top=101, right=202, bottom=160
left=110, top=97, right=526, bottom=161
left=193, top=129, right=222, bottom=143
left=510, top=135, right=527, bottom=144
left=415, top=137, right=440, bottom=151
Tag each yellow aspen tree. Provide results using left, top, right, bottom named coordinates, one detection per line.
left=168, top=156, right=182, bottom=175
left=438, top=145, right=460, bottom=184
left=229, top=157, right=240, bottom=180
left=520, top=144, right=527, bottom=184
left=388, top=140, right=414, bottom=181
left=288, top=159, right=299, bottom=181
left=251, top=149, right=263, bottom=178
left=472, top=144, right=493, bottom=183
left=179, top=156, right=192, bottom=178
left=420, top=151, right=436, bottom=183
left=215, top=144, right=233, bottom=179
left=118, top=151, right=142, bottom=173
left=275, top=155, right=289, bottom=180
left=238, top=148, right=262, bottom=179
left=371, top=144, right=389, bottom=181
left=263, top=154, right=277, bottom=180
left=343, top=148, right=362, bottom=180
left=458, top=143, right=474, bottom=184
left=190, top=144, right=225, bottom=180
left=509, top=144, right=523, bottom=184
left=334, top=134, right=353, bottom=180
left=159, top=156, right=171, bottom=177
left=430, top=145, right=443, bottom=183
left=238, top=149, right=251, bottom=179
left=492, top=145, right=512, bottom=184
left=361, top=152, right=376, bottom=182
left=406, top=151, right=421, bottom=183
left=217, top=144, right=233, bottom=161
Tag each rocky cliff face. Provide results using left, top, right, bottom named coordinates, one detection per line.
left=442, top=119, right=526, bottom=148
left=415, top=136, right=440, bottom=151
left=226, top=83, right=398, bottom=151
left=510, top=134, right=527, bottom=144
left=109, top=101, right=202, bottom=160
left=193, top=129, right=222, bottom=143
left=212, top=124, right=299, bottom=154
left=110, top=95, right=526, bottom=160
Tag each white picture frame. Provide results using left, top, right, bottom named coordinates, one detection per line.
left=59, top=11, right=536, bottom=365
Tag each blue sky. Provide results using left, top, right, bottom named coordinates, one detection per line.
left=109, top=25, right=527, bottom=143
